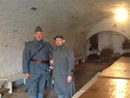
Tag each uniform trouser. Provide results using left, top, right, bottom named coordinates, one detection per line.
left=30, top=93, right=44, bottom=98
left=54, top=80, right=69, bottom=98
left=27, top=74, right=46, bottom=98
left=58, top=95, right=68, bottom=98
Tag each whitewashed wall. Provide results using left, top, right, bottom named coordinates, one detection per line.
left=0, top=0, right=86, bottom=77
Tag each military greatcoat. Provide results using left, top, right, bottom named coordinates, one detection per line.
left=22, top=39, right=53, bottom=96
left=52, top=45, right=75, bottom=97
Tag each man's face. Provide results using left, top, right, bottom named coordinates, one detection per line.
left=56, top=38, right=65, bottom=47
left=34, top=31, right=44, bottom=41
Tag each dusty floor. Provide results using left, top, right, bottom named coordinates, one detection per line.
left=2, top=60, right=110, bottom=98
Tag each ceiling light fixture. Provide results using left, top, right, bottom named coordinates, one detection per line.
left=116, top=8, right=127, bottom=21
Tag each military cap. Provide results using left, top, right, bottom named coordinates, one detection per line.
left=34, top=26, right=43, bottom=33
left=54, top=34, right=64, bottom=40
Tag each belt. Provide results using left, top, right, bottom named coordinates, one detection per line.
left=30, top=59, right=49, bottom=63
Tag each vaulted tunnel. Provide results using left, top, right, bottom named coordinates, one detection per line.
left=1, top=0, right=130, bottom=97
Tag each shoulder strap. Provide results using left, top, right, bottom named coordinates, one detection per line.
left=38, top=44, right=49, bottom=55
left=48, top=42, right=52, bottom=52
left=31, top=45, right=44, bottom=59
left=66, top=47, right=68, bottom=57
left=48, top=43, right=52, bottom=59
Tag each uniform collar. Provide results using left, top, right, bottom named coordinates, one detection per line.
left=33, top=39, right=45, bottom=46
left=56, top=44, right=66, bottom=51
left=37, top=39, right=43, bottom=44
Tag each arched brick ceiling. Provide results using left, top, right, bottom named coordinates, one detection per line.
left=1, top=0, right=130, bottom=34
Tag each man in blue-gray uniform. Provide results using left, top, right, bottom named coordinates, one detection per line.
left=22, top=26, right=53, bottom=98
left=49, top=34, right=75, bottom=98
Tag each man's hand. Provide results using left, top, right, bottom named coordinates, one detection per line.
left=67, top=76, right=72, bottom=83
left=25, top=73, right=30, bottom=79
left=50, top=59, right=54, bottom=65
left=49, top=65, right=54, bottom=70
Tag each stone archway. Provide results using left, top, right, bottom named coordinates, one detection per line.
left=86, top=31, right=130, bottom=61
left=86, top=17, right=130, bottom=41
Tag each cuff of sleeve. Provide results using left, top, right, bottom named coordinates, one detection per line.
left=68, top=70, right=74, bottom=76
left=49, top=58, right=53, bottom=60
left=23, top=70, right=29, bottom=74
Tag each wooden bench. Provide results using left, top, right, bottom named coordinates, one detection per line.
left=75, top=56, right=85, bottom=65
left=0, top=88, right=10, bottom=97
left=0, top=80, right=8, bottom=97
left=0, top=73, right=26, bottom=93
left=0, top=88, right=10, bottom=94
left=79, top=78, right=130, bottom=98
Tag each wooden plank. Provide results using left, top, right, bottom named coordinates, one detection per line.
left=114, top=57, right=130, bottom=64
left=79, top=78, right=130, bottom=98
left=99, top=61, right=130, bottom=79
left=8, top=73, right=24, bottom=82
left=72, top=92, right=83, bottom=98
left=0, top=73, right=24, bottom=82
left=0, top=88, right=9, bottom=94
